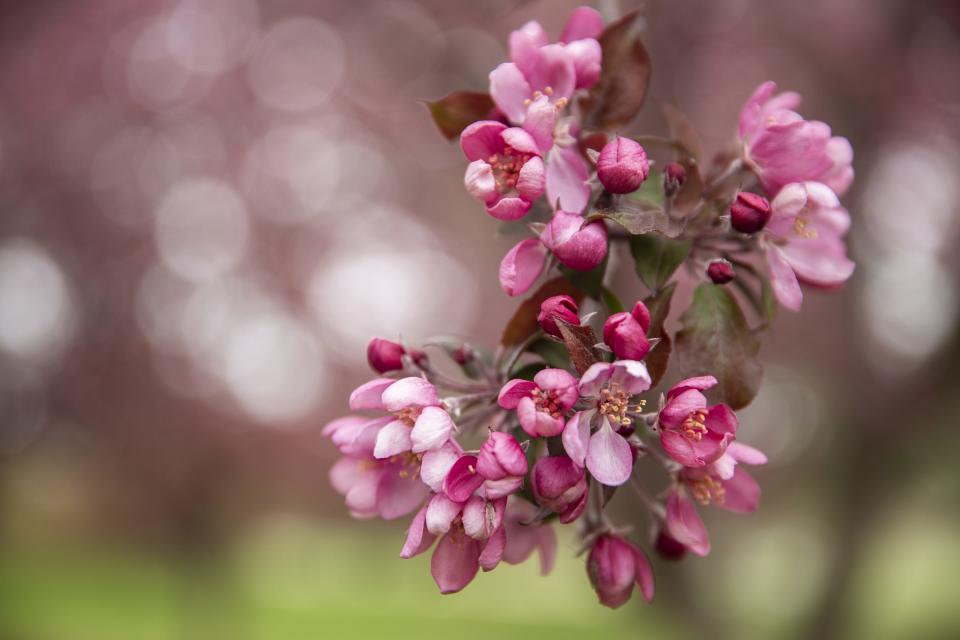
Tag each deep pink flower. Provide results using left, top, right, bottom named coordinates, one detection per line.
left=498, top=368, right=579, bottom=437
left=739, top=81, right=854, bottom=196
left=324, top=415, right=460, bottom=521
left=602, top=301, right=651, bottom=360
left=461, top=119, right=547, bottom=220
left=344, top=377, right=457, bottom=461
left=764, top=181, right=856, bottom=311
left=664, top=442, right=768, bottom=557
left=537, top=294, right=580, bottom=338
left=477, top=431, right=528, bottom=481
left=597, top=137, right=650, bottom=194
left=586, top=534, right=655, bottom=609
left=489, top=7, right=603, bottom=125
left=562, top=360, right=651, bottom=486
left=658, top=376, right=737, bottom=468
left=366, top=337, right=406, bottom=374
left=531, top=455, right=588, bottom=523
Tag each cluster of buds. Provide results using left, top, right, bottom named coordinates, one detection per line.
left=325, top=6, right=857, bottom=609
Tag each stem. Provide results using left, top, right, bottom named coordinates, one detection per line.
left=630, top=477, right=666, bottom=520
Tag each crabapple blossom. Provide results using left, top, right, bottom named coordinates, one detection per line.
left=658, top=375, right=737, bottom=468
left=537, top=295, right=580, bottom=338
left=597, top=137, right=650, bottom=194
left=498, top=368, right=579, bottom=437
left=366, top=337, right=405, bottom=374
left=603, top=301, right=651, bottom=360
left=587, top=534, right=655, bottom=609
left=729, top=191, right=772, bottom=234
left=531, top=455, right=588, bottom=523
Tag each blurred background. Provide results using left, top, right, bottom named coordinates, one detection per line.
left=1, top=0, right=959, bottom=638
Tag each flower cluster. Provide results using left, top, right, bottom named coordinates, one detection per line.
left=324, top=6, right=857, bottom=609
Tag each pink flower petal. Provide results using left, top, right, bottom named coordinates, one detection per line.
left=425, top=493, right=463, bottom=536
left=420, top=442, right=462, bottom=493
left=659, top=431, right=701, bottom=468
left=565, top=38, right=601, bottom=89
left=546, top=146, right=590, bottom=213
left=561, top=410, right=591, bottom=467
left=329, top=456, right=366, bottom=497
left=459, top=120, right=507, bottom=161
left=578, top=362, right=613, bottom=397
left=479, top=525, right=506, bottom=571
left=502, top=126, right=540, bottom=156
left=381, top=377, right=438, bottom=411
left=516, top=156, right=546, bottom=201
left=560, top=6, right=604, bottom=42
left=586, top=420, right=634, bottom=486
left=632, top=546, right=655, bottom=603
left=551, top=219, right=608, bottom=271
left=497, top=379, right=537, bottom=409
left=510, top=21, right=549, bottom=76
left=659, top=388, right=708, bottom=429
left=718, top=467, right=761, bottom=514
left=727, top=442, right=768, bottom=466
left=464, top=160, right=497, bottom=203
left=372, top=419, right=413, bottom=459
left=410, top=406, right=454, bottom=453
left=609, top=359, right=651, bottom=394
left=443, top=455, right=485, bottom=503
left=766, top=244, right=803, bottom=311
left=780, top=236, right=855, bottom=287
left=489, top=62, right=532, bottom=124
left=522, top=96, right=557, bottom=154
left=665, top=491, right=710, bottom=556
left=431, top=528, right=480, bottom=594
left=533, top=367, right=579, bottom=399
left=525, top=44, right=576, bottom=100
left=400, top=505, right=436, bottom=558
left=499, top=238, right=546, bottom=296
left=377, top=465, right=430, bottom=520
left=348, top=378, right=393, bottom=410
left=462, top=496, right=506, bottom=541
left=482, top=476, right=523, bottom=499
left=486, top=196, right=532, bottom=221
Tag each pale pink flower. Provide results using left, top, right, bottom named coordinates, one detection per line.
left=664, top=442, right=768, bottom=557
left=658, top=376, right=737, bottom=468
left=764, top=181, right=856, bottom=311
left=602, top=301, right=651, bottom=360
left=562, top=361, right=651, bottom=486
left=498, top=368, right=579, bottom=437
left=586, top=534, right=655, bottom=609
left=531, top=455, right=588, bottom=523
left=739, top=81, right=854, bottom=196
left=347, top=377, right=455, bottom=460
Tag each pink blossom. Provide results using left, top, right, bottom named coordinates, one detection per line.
left=597, top=137, right=650, bottom=194
left=739, top=81, right=854, bottom=196
left=498, top=368, right=579, bottom=437
left=562, top=361, right=651, bottom=486
left=665, top=442, right=768, bottom=556
left=531, top=455, right=588, bottom=523
left=586, top=534, right=655, bottom=609
left=489, top=7, right=603, bottom=125
left=602, top=301, right=651, bottom=360
left=461, top=119, right=547, bottom=221
left=499, top=237, right=547, bottom=297
left=347, top=377, right=456, bottom=460
left=658, top=376, right=737, bottom=468
left=537, top=294, right=580, bottom=338
left=477, top=431, right=528, bottom=481
left=764, top=181, right=856, bottom=311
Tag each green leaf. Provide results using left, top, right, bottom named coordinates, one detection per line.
left=501, top=278, right=585, bottom=346
left=601, top=287, right=625, bottom=314
left=529, top=338, right=571, bottom=369
left=509, top=362, right=547, bottom=381
left=643, top=282, right=676, bottom=387
left=559, top=254, right=607, bottom=300
left=556, top=320, right=601, bottom=376
left=580, top=11, right=652, bottom=130
left=425, top=91, right=495, bottom=140
left=587, top=199, right=684, bottom=237
left=675, top=283, right=762, bottom=410
left=628, top=234, right=691, bottom=293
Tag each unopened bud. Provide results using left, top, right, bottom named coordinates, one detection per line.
left=476, top=431, right=528, bottom=480
left=662, top=162, right=686, bottom=197
left=587, top=534, right=655, bottom=608
left=531, top=455, right=587, bottom=524
left=654, top=528, right=688, bottom=560
left=366, top=337, right=405, bottom=373
left=537, top=295, right=580, bottom=338
left=597, top=137, right=649, bottom=194
left=706, top=259, right=735, bottom=284
left=729, top=191, right=771, bottom=234
left=451, top=345, right=473, bottom=366
left=602, top=305, right=650, bottom=360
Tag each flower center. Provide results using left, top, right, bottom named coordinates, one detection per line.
left=681, top=409, right=708, bottom=441
left=395, top=407, right=422, bottom=427
left=792, top=213, right=818, bottom=239
left=687, top=475, right=725, bottom=506
left=390, top=451, right=422, bottom=479
left=487, top=147, right=531, bottom=193
left=598, top=384, right=639, bottom=427
left=531, top=387, right=563, bottom=418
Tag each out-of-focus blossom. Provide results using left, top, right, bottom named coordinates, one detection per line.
left=586, top=534, right=655, bottom=608
left=706, top=259, right=735, bottom=284
left=562, top=360, right=651, bottom=486
left=739, top=81, right=854, bottom=196
left=531, top=455, right=588, bottom=523
left=729, top=191, right=772, bottom=234
left=501, top=497, right=557, bottom=574
left=657, top=376, right=737, bottom=468
left=602, top=301, right=651, bottom=360
left=498, top=368, right=579, bottom=437
left=764, top=181, right=856, bottom=311
left=597, top=137, right=649, bottom=194
left=366, top=337, right=406, bottom=373
left=537, top=294, right=580, bottom=338
left=662, top=162, right=686, bottom=197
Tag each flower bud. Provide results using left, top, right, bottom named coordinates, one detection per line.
left=602, top=312, right=650, bottom=360
left=663, top=162, right=686, bottom=197
left=408, top=348, right=429, bottom=368
left=597, top=137, right=650, bottom=194
left=706, top=259, right=735, bottom=284
left=531, top=455, right=587, bottom=523
left=366, top=337, right=405, bottom=373
left=653, top=528, right=687, bottom=560
left=541, top=211, right=608, bottom=272
left=729, top=191, right=771, bottom=234
left=586, top=534, right=655, bottom=608
left=537, top=295, right=580, bottom=338
left=477, top=432, right=528, bottom=481
left=451, top=345, right=473, bottom=366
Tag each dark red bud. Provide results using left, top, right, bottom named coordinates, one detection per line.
left=730, top=192, right=771, bottom=234
left=366, top=337, right=405, bottom=373
left=452, top=345, right=473, bottom=366
left=706, top=259, right=735, bottom=284
left=663, top=162, right=686, bottom=197
left=654, top=528, right=688, bottom=560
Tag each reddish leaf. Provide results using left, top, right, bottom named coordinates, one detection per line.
left=426, top=91, right=496, bottom=140
left=580, top=11, right=652, bottom=130
left=643, top=283, right=676, bottom=387
left=556, top=319, right=601, bottom=376
left=500, top=277, right=585, bottom=346
left=660, top=101, right=702, bottom=161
